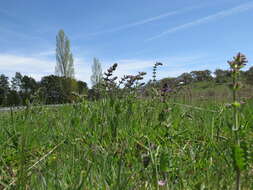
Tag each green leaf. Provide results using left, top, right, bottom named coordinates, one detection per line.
left=158, top=111, right=166, bottom=123
left=159, top=151, right=169, bottom=172
left=232, top=145, right=246, bottom=171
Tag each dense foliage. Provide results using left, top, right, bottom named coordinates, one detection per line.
left=0, top=73, right=88, bottom=107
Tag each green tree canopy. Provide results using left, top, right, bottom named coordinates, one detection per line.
left=11, top=72, right=23, bottom=91
left=0, top=74, right=10, bottom=106
left=178, top=72, right=193, bottom=84
left=190, top=70, right=213, bottom=82
left=214, top=69, right=230, bottom=83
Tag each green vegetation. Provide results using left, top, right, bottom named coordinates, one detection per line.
left=0, top=94, right=252, bottom=189
left=0, top=53, right=252, bottom=189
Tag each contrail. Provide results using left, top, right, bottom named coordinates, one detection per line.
left=147, top=1, right=253, bottom=41
left=89, top=5, right=200, bottom=35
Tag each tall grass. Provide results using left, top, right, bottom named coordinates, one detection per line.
left=0, top=96, right=252, bottom=189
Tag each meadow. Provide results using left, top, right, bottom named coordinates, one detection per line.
left=0, top=94, right=252, bottom=190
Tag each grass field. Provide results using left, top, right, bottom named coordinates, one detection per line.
left=0, top=95, right=252, bottom=189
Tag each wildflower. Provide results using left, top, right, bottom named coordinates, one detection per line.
left=158, top=180, right=166, bottom=186
left=123, top=72, right=147, bottom=89
left=161, top=83, right=172, bottom=94
left=155, top=62, right=163, bottom=67
left=228, top=52, right=248, bottom=71
left=103, top=63, right=118, bottom=91
left=153, top=62, right=163, bottom=82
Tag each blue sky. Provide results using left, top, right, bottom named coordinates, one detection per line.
left=0, top=0, right=253, bottom=86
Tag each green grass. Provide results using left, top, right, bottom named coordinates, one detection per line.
left=0, top=96, right=252, bottom=189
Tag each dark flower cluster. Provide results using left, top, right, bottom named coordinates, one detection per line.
left=228, top=52, right=248, bottom=72
left=160, top=83, right=173, bottom=102
left=155, top=62, right=163, bottom=67
left=120, top=72, right=147, bottom=88
left=104, top=63, right=118, bottom=78
left=103, top=63, right=118, bottom=90
left=153, top=62, right=163, bottom=82
left=227, top=53, right=248, bottom=92
left=161, top=83, right=172, bottom=96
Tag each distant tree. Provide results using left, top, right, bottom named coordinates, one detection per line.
left=55, top=29, right=75, bottom=78
left=159, top=77, right=177, bottom=88
left=214, top=69, right=230, bottom=84
left=40, top=75, right=65, bottom=104
left=11, top=72, right=23, bottom=91
left=77, top=80, right=88, bottom=94
left=7, top=90, right=21, bottom=106
left=40, top=75, right=81, bottom=104
left=10, top=72, right=23, bottom=105
left=21, top=76, right=37, bottom=94
left=0, top=74, right=9, bottom=91
left=0, top=88, right=5, bottom=106
left=178, top=72, right=193, bottom=84
left=0, top=74, right=10, bottom=106
left=90, top=57, right=103, bottom=87
left=18, top=75, right=38, bottom=104
left=190, top=70, right=213, bottom=82
left=61, top=77, right=78, bottom=102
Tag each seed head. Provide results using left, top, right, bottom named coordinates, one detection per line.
left=228, top=52, right=247, bottom=71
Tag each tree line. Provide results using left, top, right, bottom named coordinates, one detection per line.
left=1, top=66, right=252, bottom=107
left=161, top=68, right=253, bottom=86
left=0, top=73, right=88, bottom=106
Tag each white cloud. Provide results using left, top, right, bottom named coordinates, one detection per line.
left=0, top=53, right=92, bottom=84
left=34, top=50, right=55, bottom=57
left=147, top=1, right=253, bottom=41
left=0, top=53, right=55, bottom=80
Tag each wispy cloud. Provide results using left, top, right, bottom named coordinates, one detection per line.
left=88, top=6, right=199, bottom=36
left=0, top=27, right=50, bottom=46
left=147, top=1, right=253, bottom=41
left=0, top=54, right=55, bottom=80
left=33, top=50, right=55, bottom=57
left=0, top=8, right=50, bottom=45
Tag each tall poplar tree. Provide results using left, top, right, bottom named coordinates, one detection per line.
left=55, top=29, right=75, bottom=78
left=90, top=57, right=103, bottom=86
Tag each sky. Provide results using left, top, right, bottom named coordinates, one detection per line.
left=0, top=0, right=253, bottom=86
